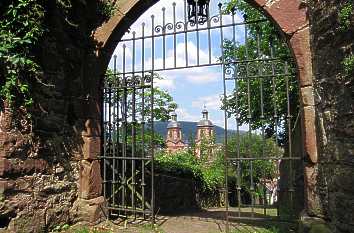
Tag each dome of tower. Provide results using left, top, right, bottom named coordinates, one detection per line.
left=197, top=106, right=213, bottom=127
left=167, top=111, right=181, bottom=129
left=197, top=119, right=213, bottom=127
left=167, top=121, right=181, bottom=128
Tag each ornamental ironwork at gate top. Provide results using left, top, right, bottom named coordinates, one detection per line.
left=102, top=0, right=300, bottom=230
left=113, top=0, right=295, bottom=75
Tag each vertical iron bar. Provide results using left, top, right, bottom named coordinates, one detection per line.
left=285, top=61, right=294, bottom=219
left=207, top=4, right=212, bottom=64
left=108, top=64, right=113, bottom=211
left=103, top=75, right=107, bottom=208
left=114, top=52, right=122, bottom=215
left=231, top=8, right=241, bottom=218
left=270, top=38, right=280, bottom=217
left=244, top=15, right=255, bottom=219
left=256, top=26, right=267, bottom=217
left=195, top=0, right=200, bottom=66
left=122, top=44, right=127, bottom=214
left=151, top=14, right=156, bottom=224
left=141, top=22, right=146, bottom=218
left=184, top=0, right=188, bottom=67
left=219, top=3, right=229, bottom=232
left=173, top=2, right=177, bottom=68
left=132, top=31, right=137, bottom=218
left=162, top=7, right=166, bottom=69
left=113, top=55, right=117, bottom=209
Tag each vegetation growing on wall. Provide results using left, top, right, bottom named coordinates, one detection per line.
left=338, top=0, right=354, bottom=31
left=0, top=0, right=117, bottom=109
left=0, top=0, right=44, bottom=107
left=156, top=132, right=281, bottom=204
left=338, top=0, right=354, bottom=79
left=155, top=150, right=225, bottom=191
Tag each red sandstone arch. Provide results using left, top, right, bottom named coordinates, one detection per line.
left=91, top=0, right=318, bottom=215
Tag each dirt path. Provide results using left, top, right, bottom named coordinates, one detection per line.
left=66, top=209, right=295, bottom=233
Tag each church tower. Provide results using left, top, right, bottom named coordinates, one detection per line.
left=166, top=111, right=186, bottom=153
left=195, top=106, right=214, bottom=158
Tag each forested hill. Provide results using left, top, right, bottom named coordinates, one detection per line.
left=154, top=121, right=241, bottom=143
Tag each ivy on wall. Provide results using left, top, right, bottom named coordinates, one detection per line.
left=0, top=0, right=45, bottom=107
left=338, top=0, right=354, bottom=77
left=339, top=0, right=353, bottom=31
left=0, top=0, right=117, bottom=109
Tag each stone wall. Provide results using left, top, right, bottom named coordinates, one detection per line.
left=0, top=1, right=107, bottom=232
left=309, top=0, right=354, bottom=232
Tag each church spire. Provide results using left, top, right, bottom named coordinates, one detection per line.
left=202, top=105, right=208, bottom=120
left=171, top=111, right=177, bottom=121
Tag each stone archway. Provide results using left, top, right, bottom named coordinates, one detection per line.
left=83, top=0, right=318, bottom=217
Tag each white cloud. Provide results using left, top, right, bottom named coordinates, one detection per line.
left=155, top=76, right=176, bottom=90
left=175, top=108, right=200, bottom=122
left=191, top=94, right=222, bottom=111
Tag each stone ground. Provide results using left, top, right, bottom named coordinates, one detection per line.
left=58, top=209, right=296, bottom=233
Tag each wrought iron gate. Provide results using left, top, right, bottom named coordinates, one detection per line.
left=102, top=0, right=301, bottom=230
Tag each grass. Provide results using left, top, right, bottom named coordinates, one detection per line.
left=231, top=226, right=281, bottom=233
left=136, top=223, right=166, bottom=233
left=51, top=225, right=113, bottom=233
left=228, top=207, right=278, bottom=217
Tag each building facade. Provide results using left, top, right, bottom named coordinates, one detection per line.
left=194, top=107, right=215, bottom=158
left=165, top=112, right=187, bottom=153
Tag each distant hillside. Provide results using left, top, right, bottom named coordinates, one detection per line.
left=154, top=121, right=242, bottom=143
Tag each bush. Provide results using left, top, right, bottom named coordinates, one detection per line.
left=155, top=150, right=225, bottom=192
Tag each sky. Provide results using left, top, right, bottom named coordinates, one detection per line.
left=108, top=0, right=249, bottom=130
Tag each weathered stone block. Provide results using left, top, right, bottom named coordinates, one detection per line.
left=301, top=86, right=315, bottom=107
left=0, top=179, right=14, bottom=194
left=262, top=0, right=308, bottom=35
left=0, top=158, right=10, bottom=177
left=304, top=165, right=322, bottom=217
left=80, top=119, right=102, bottom=137
left=82, top=136, right=101, bottom=160
left=0, top=158, right=48, bottom=177
left=0, top=109, right=13, bottom=132
left=7, top=210, right=46, bottom=233
left=303, top=106, right=318, bottom=163
left=79, top=160, right=102, bottom=199
left=290, top=27, right=313, bottom=88
left=70, top=196, right=107, bottom=224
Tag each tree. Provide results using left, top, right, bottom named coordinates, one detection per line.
left=227, top=132, right=282, bottom=203
left=104, top=69, right=177, bottom=148
left=105, top=70, right=177, bottom=122
left=221, top=0, right=299, bottom=144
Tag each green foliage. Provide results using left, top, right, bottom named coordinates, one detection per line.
left=339, top=1, right=354, bottom=31
left=97, top=0, right=117, bottom=19
left=139, top=223, right=166, bottom=233
left=231, top=226, right=281, bottom=233
left=0, top=0, right=45, bottom=107
left=155, top=150, right=225, bottom=191
left=52, top=223, right=70, bottom=232
left=156, top=132, right=282, bottom=200
left=227, top=133, right=281, bottom=196
left=105, top=70, right=177, bottom=150
left=221, top=0, right=298, bottom=144
left=105, top=70, right=178, bottom=122
left=155, top=150, right=201, bottom=178
left=342, top=54, right=354, bottom=76
left=0, top=0, right=116, bottom=109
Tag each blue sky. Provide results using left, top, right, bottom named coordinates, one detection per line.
left=108, top=0, right=248, bottom=130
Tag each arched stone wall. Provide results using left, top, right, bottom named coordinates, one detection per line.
left=87, top=0, right=318, bottom=217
